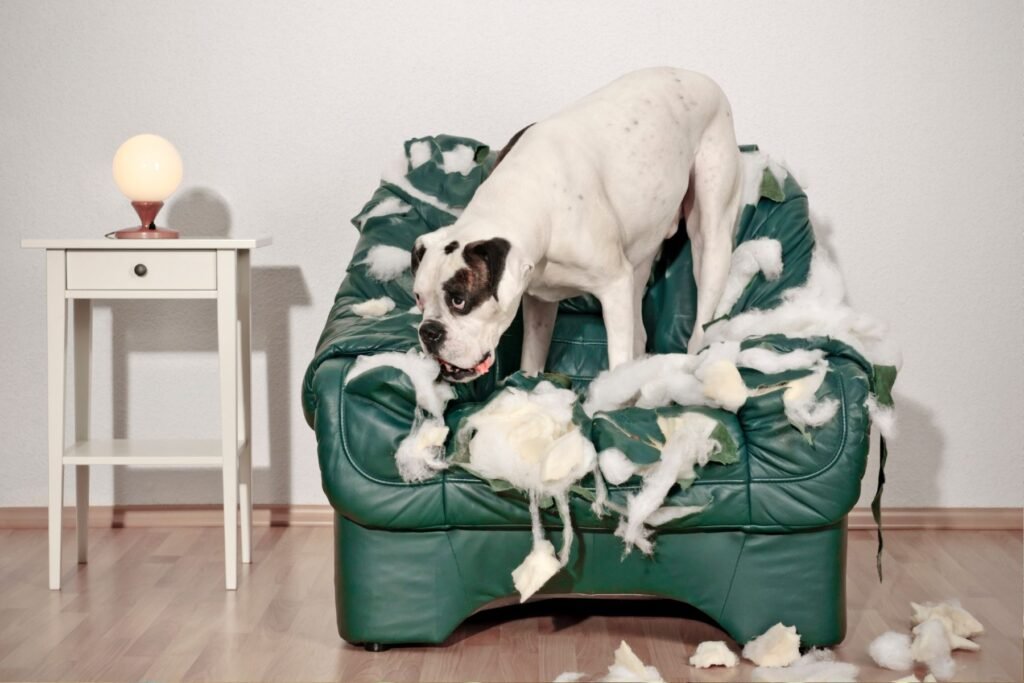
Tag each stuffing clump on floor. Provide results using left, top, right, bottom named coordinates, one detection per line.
left=869, top=631, right=915, bottom=671
left=739, top=622, right=860, bottom=681
left=688, top=640, right=738, bottom=668
left=554, top=640, right=664, bottom=683
left=866, top=599, right=984, bottom=682
left=741, top=622, right=802, bottom=667
left=751, top=648, right=859, bottom=682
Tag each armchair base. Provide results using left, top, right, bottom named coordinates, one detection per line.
left=333, top=513, right=848, bottom=647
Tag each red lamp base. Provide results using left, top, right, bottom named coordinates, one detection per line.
left=114, top=226, right=180, bottom=239
left=114, top=200, right=179, bottom=239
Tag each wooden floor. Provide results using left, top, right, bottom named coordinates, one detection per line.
left=0, top=527, right=1020, bottom=682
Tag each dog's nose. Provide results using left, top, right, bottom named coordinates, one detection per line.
left=419, top=320, right=446, bottom=352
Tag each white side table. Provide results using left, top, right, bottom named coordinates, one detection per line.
left=22, top=237, right=271, bottom=590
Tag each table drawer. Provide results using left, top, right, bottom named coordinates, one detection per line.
left=66, top=250, right=217, bottom=290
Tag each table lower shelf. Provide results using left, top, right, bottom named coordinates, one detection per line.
left=63, top=438, right=244, bottom=466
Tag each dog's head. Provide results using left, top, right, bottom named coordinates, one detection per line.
left=411, top=228, right=532, bottom=382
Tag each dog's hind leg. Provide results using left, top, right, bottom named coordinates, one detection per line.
left=596, top=270, right=636, bottom=370
left=632, top=253, right=656, bottom=356
left=521, top=293, right=559, bottom=375
left=687, top=113, right=742, bottom=354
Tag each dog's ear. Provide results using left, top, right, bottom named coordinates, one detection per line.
left=462, top=238, right=511, bottom=300
left=491, top=124, right=534, bottom=171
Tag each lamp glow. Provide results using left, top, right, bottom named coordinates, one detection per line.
left=111, top=134, right=183, bottom=239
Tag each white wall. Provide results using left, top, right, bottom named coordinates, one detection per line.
left=2, top=1, right=1021, bottom=509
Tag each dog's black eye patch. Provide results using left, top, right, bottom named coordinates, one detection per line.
left=444, top=241, right=459, bottom=254
left=439, top=238, right=511, bottom=315
left=411, top=243, right=426, bottom=275
left=462, top=238, right=510, bottom=302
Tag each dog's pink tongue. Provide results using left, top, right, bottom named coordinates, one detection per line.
left=474, top=355, right=494, bottom=375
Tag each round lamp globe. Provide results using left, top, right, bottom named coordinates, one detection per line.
left=112, top=134, right=183, bottom=202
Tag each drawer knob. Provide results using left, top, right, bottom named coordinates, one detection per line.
left=133, top=263, right=148, bottom=277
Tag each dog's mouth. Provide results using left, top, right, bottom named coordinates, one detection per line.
left=436, top=352, right=494, bottom=382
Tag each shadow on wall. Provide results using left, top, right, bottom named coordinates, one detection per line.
left=97, top=188, right=311, bottom=506
left=875, top=396, right=943, bottom=507
left=807, top=210, right=940, bottom=504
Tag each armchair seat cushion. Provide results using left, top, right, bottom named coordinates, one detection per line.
left=303, top=136, right=875, bottom=535
left=310, top=335, right=870, bottom=534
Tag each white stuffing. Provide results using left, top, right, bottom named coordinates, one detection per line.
left=867, top=394, right=898, bottom=439
left=737, top=347, right=826, bottom=374
left=351, top=296, right=395, bottom=318
left=643, top=504, right=706, bottom=527
left=381, top=151, right=463, bottom=217
left=589, top=462, right=611, bottom=518
left=441, top=143, right=477, bottom=175
left=359, top=244, right=411, bottom=282
left=868, top=600, right=982, bottom=682
left=615, top=412, right=716, bottom=554
left=705, top=247, right=902, bottom=370
left=688, top=640, right=738, bottom=668
left=553, top=673, right=587, bottom=683
left=408, top=140, right=432, bottom=169
left=694, top=339, right=741, bottom=376
left=740, top=149, right=789, bottom=209
left=912, top=618, right=980, bottom=653
left=462, top=382, right=596, bottom=600
left=393, top=417, right=449, bottom=483
left=911, top=600, right=984, bottom=639
left=699, top=359, right=748, bottom=411
left=464, top=382, right=590, bottom=496
left=348, top=349, right=454, bottom=418
left=911, top=618, right=955, bottom=681
left=782, top=362, right=840, bottom=432
left=869, top=631, right=914, bottom=671
left=751, top=648, right=858, bottom=682
left=742, top=623, right=801, bottom=667
left=511, top=534, right=560, bottom=603
left=353, top=196, right=412, bottom=228
left=713, top=238, right=784, bottom=319
left=598, top=641, right=665, bottom=683
left=584, top=354, right=697, bottom=415
left=584, top=342, right=748, bottom=416
left=598, top=448, right=638, bottom=486
left=635, top=371, right=704, bottom=410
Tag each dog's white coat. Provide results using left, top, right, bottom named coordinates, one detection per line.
left=414, top=67, right=742, bottom=377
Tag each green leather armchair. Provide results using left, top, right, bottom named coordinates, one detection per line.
left=302, top=136, right=879, bottom=648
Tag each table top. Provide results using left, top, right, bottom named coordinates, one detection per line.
left=21, top=236, right=272, bottom=250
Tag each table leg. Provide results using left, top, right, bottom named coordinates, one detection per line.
left=217, top=251, right=239, bottom=590
left=237, top=250, right=253, bottom=564
left=73, top=299, right=91, bottom=564
left=46, top=251, right=66, bottom=590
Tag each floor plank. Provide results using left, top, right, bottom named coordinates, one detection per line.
left=0, top=527, right=1018, bottom=682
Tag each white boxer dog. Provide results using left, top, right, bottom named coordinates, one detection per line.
left=412, top=67, right=742, bottom=382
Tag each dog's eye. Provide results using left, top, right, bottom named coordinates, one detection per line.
left=448, top=294, right=466, bottom=311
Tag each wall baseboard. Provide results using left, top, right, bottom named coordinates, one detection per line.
left=0, top=504, right=1020, bottom=530
left=846, top=507, right=1021, bottom=530
left=0, top=504, right=334, bottom=529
